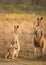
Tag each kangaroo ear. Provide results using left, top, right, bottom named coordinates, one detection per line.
left=37, top=18, right=40, bottom=26
left=37, top=18, right=39, bottom=21
left=14, top=25, right=16, bottom=29
left=14, top=25, right=17, bottom=32
left=40, top=17, right=43, bottom=21
left=17, top=25, right=19, bottom=28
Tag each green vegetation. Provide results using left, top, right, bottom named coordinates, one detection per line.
left=0, top=4, right=46, bottom=14
left=0, top=0, right=45, bottom=14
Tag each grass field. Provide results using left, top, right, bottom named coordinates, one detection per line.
left=0, top=13, right=46, bottom=65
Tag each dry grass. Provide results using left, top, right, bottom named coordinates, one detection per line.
left=0, top=13, right=46, bottom=65
left=0, top=13, right=46, bottom=20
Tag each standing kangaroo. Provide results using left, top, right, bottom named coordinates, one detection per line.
left=5, top=25, right=20, bottom=59
left=34, top=17, right=45, bottom=56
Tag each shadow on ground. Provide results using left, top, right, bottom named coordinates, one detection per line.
left=0, top=54, right=46, bottom=62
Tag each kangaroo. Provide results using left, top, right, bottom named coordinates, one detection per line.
left=5, top=25, right=20, bottom=59
left=34, top=17, right=45, bottom=56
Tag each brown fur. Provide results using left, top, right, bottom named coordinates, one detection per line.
left=5, top=47, right=18, bottom=59
left=5, top=25, right=20, bottom=59
left=34, top=33, right=44, bottom=48
left=34, top=17, right=45, bottom=56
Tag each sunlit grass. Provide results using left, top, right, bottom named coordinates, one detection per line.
left=0, top=13, right=46, bottom=20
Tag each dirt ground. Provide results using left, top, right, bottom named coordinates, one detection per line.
left=0, top=56, right=46, bottom=65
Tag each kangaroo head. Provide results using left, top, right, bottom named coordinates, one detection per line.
left=37, top=17, right=43, bottom=26
left=14, top=25, right=19, bottom=33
